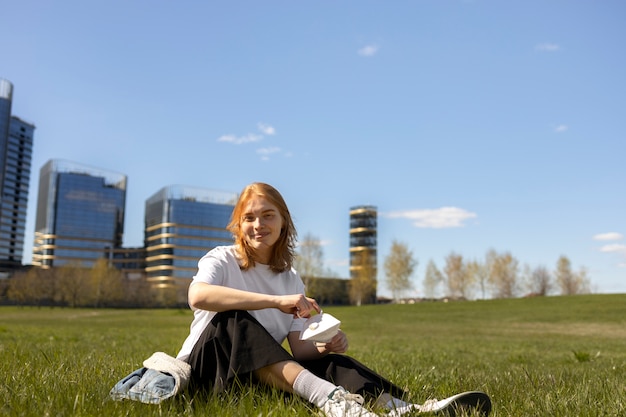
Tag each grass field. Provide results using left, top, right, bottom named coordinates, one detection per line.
left=1, top=294, right=625, bottom=416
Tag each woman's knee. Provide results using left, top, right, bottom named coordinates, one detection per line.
left=254, top=360, right=305, bottom=392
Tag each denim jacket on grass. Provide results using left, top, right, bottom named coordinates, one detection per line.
left=110, top=352, right=191, bottom=404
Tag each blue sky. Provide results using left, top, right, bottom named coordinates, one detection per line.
left=2, top=1, right=625, bottom=296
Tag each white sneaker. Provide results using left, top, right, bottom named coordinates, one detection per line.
left=386, top=391, right=491, bottom=416
left=322, top=387, right=379, bottom=417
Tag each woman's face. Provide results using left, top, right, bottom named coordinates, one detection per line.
left=240, top=195, right=284, bottom=263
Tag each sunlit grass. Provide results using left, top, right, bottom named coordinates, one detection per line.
left=1, top=294, right=625, bottom=416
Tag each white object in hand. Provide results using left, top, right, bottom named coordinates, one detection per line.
left=299, top=313, right=341, bottom=343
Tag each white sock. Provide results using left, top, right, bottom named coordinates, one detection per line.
left=292, top=369, right=338, bottom=408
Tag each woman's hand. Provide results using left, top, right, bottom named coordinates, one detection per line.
left=277, top=294, right=321, bottom=318
left=287, top=329, right=349, bottom=361
left=322, top=330, right=348, bottom=354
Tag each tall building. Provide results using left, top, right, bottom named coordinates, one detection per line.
left=144, top=185, right=237, bottom=302
left=31, top=159, right=127, bottom=269
left=0, top=79, right=35, bottom=272
left=349, top=205, right=378, bottom=304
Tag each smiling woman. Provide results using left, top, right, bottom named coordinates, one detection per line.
left=228, top=183, right=295, bottom=270
left=159, top=182, right=491, bottom=417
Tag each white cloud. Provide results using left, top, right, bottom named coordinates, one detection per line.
left=599, top=244, right=626, bottom=255
left=358, top=44, right=379, bottom=57
left=257, top=146, right=281, bottom=161
left=554, top=124, right=568, bottom=133
left=385, top=207, right=477, bottom=229
left=217, top=122, right=276, bottom=146
left=596, top=234, right=626, bottom=268
left=593, top=232, right=624, bottom=241
left=257, top=123, right=276, bottom=135
left=217, top=133, right=262, bottom=145
left=536, top=43, right=560, bottom=52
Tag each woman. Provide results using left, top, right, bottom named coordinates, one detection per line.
left=176, top=182, right=490, bottom=417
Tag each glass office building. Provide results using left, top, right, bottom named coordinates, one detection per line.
left=0, top=79, right=35, bottom=271
left=32, top=159, right=127, bottom=268
left=145, top=185, right=236, bottom=301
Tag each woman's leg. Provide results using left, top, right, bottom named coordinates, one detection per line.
left=299, top=354, right=407, bottom=400
left=187, top=310, right=337, bottom=403
left=187, top=311, right=377, bottom=415
left=253, top=360, right=304, bottom=393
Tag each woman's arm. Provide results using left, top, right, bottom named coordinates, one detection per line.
left=188, top=282, right=320, bottom=317
left=287, top=330, right=349, bottom=361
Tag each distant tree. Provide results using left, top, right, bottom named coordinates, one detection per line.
left=123, top=276, right=156, bottom=307
left=7, top=269, right=42, bottom=305
left=487, top=250, right=520, bottom=298
left=308, top=277, right=349, bottom=305
left=555, top=256, right=591, bottom=295
left=423, top=259, right=444, bottom=299
left=0, top=278, right=7, bottom=301
left=57, top=263, right=90, bottom=307
left=349, top=250, right=377, bottom=306
left=6, top=268, right=57, bottom=306
left=294, top=233, right=326, bottom=289
left=443, top=252, right=473, bottom=299
left=467, top=259, right=489, bottom=299
left=384, top=240, right=417, bottom=302
left=89, top=259, right=124, bottom=307
left=524, top=264, right=552, bottom=296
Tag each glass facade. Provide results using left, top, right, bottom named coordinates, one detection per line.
left=145, top=185, right=236, bottom=300
left=105, top=246, right=146, bottom=279
left=32, top=159, right=127, bottom=268
left=0, top=79, right=34, bottom=270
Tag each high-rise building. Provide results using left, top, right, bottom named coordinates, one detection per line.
left=349, top=205, right=378, bottom=304
left=144, top=185, right=237, bottom=302
left=31, top=159, right=127, bottom=269
left=0, top=79, right=35, bottom=272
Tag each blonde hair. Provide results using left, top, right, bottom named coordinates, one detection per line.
left=227, top=183, right=297, bottom=273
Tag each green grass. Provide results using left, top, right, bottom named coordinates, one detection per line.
left=1, top=294, right=625, bottom=416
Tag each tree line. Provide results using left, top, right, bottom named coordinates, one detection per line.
left=1, top=259, right=165, bottom=308
left=296, top=233, right=591, bottom=305
left=384, top=240, right=591, bottom=302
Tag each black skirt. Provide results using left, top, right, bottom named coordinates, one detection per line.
left=186, top=310, right=406, bottom=399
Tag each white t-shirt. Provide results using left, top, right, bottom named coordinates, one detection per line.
left=176, top=245, right=307, bottom=362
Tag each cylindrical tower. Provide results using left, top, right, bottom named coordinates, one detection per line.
left=349, top=205, right=377, bottom=304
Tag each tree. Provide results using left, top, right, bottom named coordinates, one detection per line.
left=294, top=233, right=326, bottom=289
left=349, top=250, right=377, bottom=306
left=7, top=269, right=43, bottom=305
left=384, top=240, right=417, bottom=302
left=7, top=268, right=57, bottom=306
left=487, top=250, right=519, bottom=298
left=123, top=276, right=157, bottom=307
left=89, top=259, right=124, bottom=307
left=555, top=256, right=591, bottom=295
left=524, top=264, right=552, bottom=296
left=423, top=259, right=444, bottom=299
left=308, top=277, right=349, bottom=305
left=467, top=259, right=489, bottom=299
left=57, top=263, right=90, bottom=307
left=443, top=252, right=473, bottom=299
